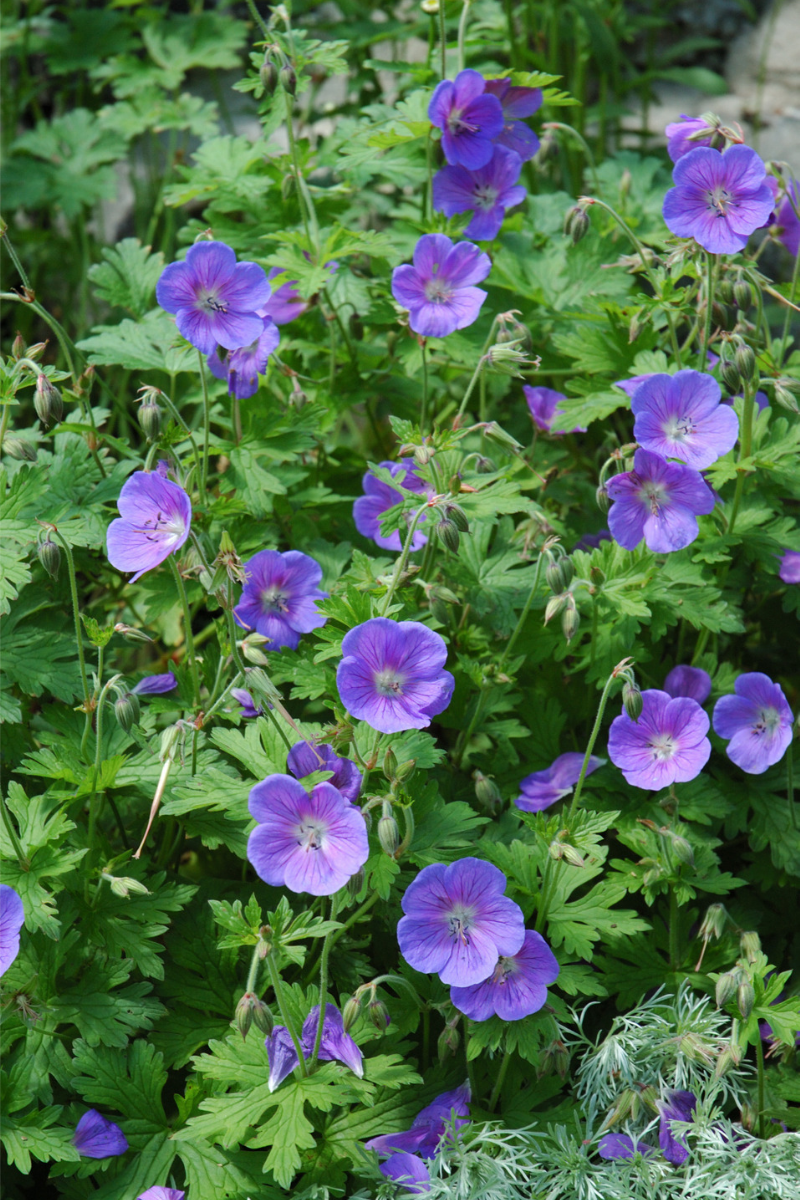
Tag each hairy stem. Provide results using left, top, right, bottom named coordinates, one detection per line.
left=196, top=351, right=212, bottom=501
left=52, top=531, right=91, bottom=716
left=566, top=667, right=623, bottom=823
left=699, top=251, right=715, bottom=369
left=169, top=555, right=201, bottom=708
left=380, top=501, right=432, bottom=616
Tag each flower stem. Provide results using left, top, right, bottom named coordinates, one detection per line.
left=87, top=674, right=122, bottom=869
left=324, top=891, right=380, bottom=958
left=0, top=403, right=11, bottom=452
left=787, top=739, right=796, bottom=829
left=244, top=0, right=270, bottom=39
left=726, top=378, right=756, bottom=539
left=380, top=501, right=432, bottom=616
left=157, top=390, right=203, bottom=494
left=284, top=91, right=313, bottom=245
left=52, top=531, right=91, bottom=716
left=756, top=1028, right=766, bottom=1139
left=545, top=122, right=600, bottom=193
left=780, top=214, right=800, bottom=363
left=457, top=0, right=471, bottom=72
left=565, top=666, right=622, bottom=823
left=196, top=350, right=213, bottom=502
left=439, top=0, right=448, bottom=78
left=454, top=354, right=487, bottom=424
left=668, top=885, right=681, bottom=972
left=499, top=549, right=545, bottom=668
left=699, top=251, right=715, bottom=369
left=488, top=1046, right=512, bottom=1112
left=421, top=340, right=429, bottom=434
left=245, top=940, right=262, bottom=995
left=225, top=584, right=293, bottom=754
left=169, top=555, right=201, bottom=708
left=266, top=952, right=308, bottom=1076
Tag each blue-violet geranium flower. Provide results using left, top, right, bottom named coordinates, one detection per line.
left=712, top=672, right=794, bottom=774
left=106, top=471, right=192, bottom=582
left=450, top=929, right=559, bottom=1021
left=156, top=241, right=271, bottom=355
left=631, top=369, right=738, bottom=470
left=428, top=69, right=504, bottom=169
left=606, top=448, right=715, bottom=554
left=662, top=145, right=774, bottom=255
left=391, top=234, right=491, bottom=338
left=433, top=145, right=526, bottom=241
left=234, top=549, right=328, bottom=651
left=608, top=689, right=711, bottom=790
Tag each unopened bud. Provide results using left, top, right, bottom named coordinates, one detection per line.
left=279, top=64, right=297, bottom=95
left=720, top=358, right=741, bottom=393
left=473, top=771, right=502, bottom=813
left=438, top=1022, right=460, bottom=1061
left=670, top=834, right=695, bottom=868
left=715, top=1040, right=742, bottom=1078
left=260, top=58, right=278, bottom=94
left=712, top=301, right=732, bottom=330
left=739, top=930, right=761, bottom=964
left=544, top=593, right=569, bottom=624
left=562, top=601, right=580, bottom=642
left=395, top=758, right=416, bottom=782
left=242, top=635, right=269, bottom=665
left=538, top=1038, right=569, bottom=1079
left=715, top=970, right=738, bottom=1009
left=281, top=174, right=296, bottom=201
left=4, top=437, right=37, bottom=461
left=718, top=276, right=735, bottom=305
left=413, top=444, right=434, bottom=466
left=108, top=875, right=150, bottom=898
left=369, top=998, right=390, bottom=1029
left=11, top=332, right=25, bottom=360
left=445, top=502, right=469, bottom=532
left=737, top=978, right=755, bottom=1020
left=437, top=518, right=460, bottom=552
left=34, top=374, right=63, bottom=427
left=138, top=398, right=162, bottom=442
left=38, top=537, right=61, bottom=579
left=564, top=205, right=590, bottom=244
left=377, top=803, right=400, bottom=856
left=735, top=343, right=756, bottom=382
left=115, top=691, right=141, bottom=733
left=589, top=565, right=605, bottom=587
left=235, top=993, right=255, bottom=1040
left=546, top=559, right=565, bottom=593
left=774, top=382, right=800, bottom=413
left=383, top=749, right=398, bottom=780
left=342, top=995, right=362, bottom=1031
left=347, top=866, right=365, bottom=898
left=596, top=484, right=610, bottom=512
left=475, top=455, right=495, bottom=474
left=561, top=843, right=586, bottom=868
left=620, top=683, right=642, bottom=724
left=481, top=421, right=524, bottom=454
left=26, top=342, right=47, bottom=363
left=252, top=997, right=273, bottom=1036
left=548, top=839, right=564, bottom=860
left=448, top=474, right=462, bottom=494
left=733, top=279, right=753, bottom=310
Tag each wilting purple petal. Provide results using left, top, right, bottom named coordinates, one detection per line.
left=524, top=385, right=586, bottom=435
left=302, top=1004, right=363, bottom=1077
left=231, top=688, right=263, bottom=719
left=366, top=1084, right=471, bottom=1159
left=379, top=1152, right=431, bottom=1194
left=598, top=1132, right=655, bottom=1159
left=73, top=1110, right=128, bottom=1158
left=132, top=672, right=177, bottom=696
left=658, top=1090, right=697, bottom=1164
left=266, top=1026, right=300, bottom=1091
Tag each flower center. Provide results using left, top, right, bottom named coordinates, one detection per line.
left=197, top=288, right=228, bottom=314
left=374, top=668, right=404, bottom=697
left=648, top=733, right=677, bottom=761
left=706, top=186, right=733, bottom=218
left=447, top=905, right=475, bottom=946
left=446, top=107, right=477, bottom=136
left=663, top=415, right=695, bottom=443
left=490, top=955, right=519, bottom=985
left=261, top=586, right=289, bottom=614
left=639, top=479, right=670, bottom=517
left=753, top=706, right=781, bottom=737
left=138, top=509, right=185, bottom=543
left=474, top=184, right=499, bottom=212
left=296, top=819, right=326, bottom=852
left=424, top=276, right=453, bottom=305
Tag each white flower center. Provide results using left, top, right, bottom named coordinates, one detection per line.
left=663, top=415, right=695, bottom=444
left=474, top=184, right=499, bottom=211
left=296, top=819, right=326, bottom=852
left=448, top=905, right=475, bottom=945
left=446, top=107, right=477, bottom=135
left=648, top=733, right=677, bottom=761
left=753, top=706, right=781, bottom=737
left=197, top=288, right=227, bottom=314
left=374, top=668, right=404, bottom=697
left=424, top=277, right=453, bottom=305
left=139, top=509, right=185, bottom=543
left=706, top=186, right=733, bottom=217
left=639, top=480, right=670, bottom=516
left=490, top=955, right=518, bottom=985
left=261, top=586, right=288, bottom=614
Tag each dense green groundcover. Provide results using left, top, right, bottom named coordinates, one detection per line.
left=2, top=1, right=800, bottom=1198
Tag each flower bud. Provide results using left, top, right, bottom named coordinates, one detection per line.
left=481, top=421, right=524, bottom=454
left=546, top=559, right=565, bottom=593
left=619, top=169, right=632, bottom=199
left=712, top=300, right=732, bottom=330
left=347, top=866, right=365, bottom=898
left=620, top=681, right=642, bottom=721
left=108, top=875, right=150, bottom=898
left=11, top=332, right=26, bottom=360
left=445, top=502, right=469, bottom=533
left=475, top=455, right=496, bottom=474
left=448, top=474, right=462, bottom=495
left=720, top=357, right=741, bottom=393
left=395, top=758, right=416, bottom=782
left=735, top=343, right=757, bottom=384
left=473, top=770, right=502, bottom=813
left=235, top=993, right=255, bottom=1040
left=718, top=276, right=735, bottom=305
left=26, top=341, right=48, bottom=362
left=562, top=601, right=580, bottom=643
left=596, top=484, right=610, bottom=512
left=378, top=803, right=400, bottom=856
left=342, top=994, right=362, bottom=1031
left=279, top=63, right=297, bottom=95
left=34, top=374, right=63, bottom=427
left=739, top=930, right=761, bottom=964
left=538, top=1038, right=569, bottom=1079
left=369, top=998, right=390, bottom=1029
left=37, top=537, right=61, bottom=580
left=281, top=173, right=297, bottom=201
left=413, top=443, right=434, bottom=465
left=733, top=279, right=753, bottom=310
left=438, top=1022, right=460, bottom=1061
left=714, top=1039, right=742, bottom=1078
left=4, top=437, right=38, bottom=461
left=260, top=57, right=278, bottom=94
left=715, top=970, right=738, bottom=1008
left=589, top=565, right=605, bottom=587
left=544, top=593, right=569, bottom=624
left=138, top=397, right=162, bottom=442
left=114, top=691, right=141, bottom=733
left=564, top=205, right=590, bottom=244
left=242, top=634, right=269, bottom=665
left=737, top=977, right=755, bottom=1020
left=561, top=843, right=586, bottom=868
left=383, top=748, right=398, bottom=781
left=548, top=839, right=564, bottom=860
left=437, top=518, right=460, bottom=552
left=670, top=834, right=695, bottom=868
left=774, top=382, right=800, bottom=413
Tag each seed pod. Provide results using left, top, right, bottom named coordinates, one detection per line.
left=437, top=518, right=460, bottom=552
left=342, top=995, right=362, bottom=1032
left=37, top=537, right=61, bottom=579
left=737, top=977, right=755, bottom=1020
left=368, top=998, right=390, bottom=1029
left=260, top=58, right=278, bottom=95
left=34, top=374, right=63, bottom=427
left=347, top=866, right=365, bottom=898
left=377, top=804, right=400, bottom=856
left=446, top=503, right=469, bottom=532
left=138, top=397, right=162, bottom=442
left=734, top=342, right=756, bottom=382
left=562, top=601, right=580, bottom=643
left=733, top=279, right=753, bottom=310
left=739, top=930, right=761, bottom=964
left=4, top=437, right=38, bottom=462
left=622, top=682, right=643, bottom=722
left=114, top=691, right=141, bottom=733
left=235, top=993, right=254, bottom=1040
left=473, top=770, right=502, bottom=813
left=671, top=834, right=695, bottom=868
left=279, top=64, right=297, bottom=95
left=715, top=970, right=738, bottom=1009
left=252, top=997, right=274, bottom=1036
left=596, top=484, right=610, bottom=513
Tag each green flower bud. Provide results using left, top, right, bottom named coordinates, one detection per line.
left=737, top=977, right=755, bottom=1020
left=445, top=502, right=469, bottom=532
left=739, top=930, right=761, bottom=964
left=774, top=382, right=800, bottom=413
left=369, top=998, right=390, bottom=1029
left=589, top=565, right=606, bottom=587
left=37, top=537, right=61, bottom=580
left=252, top=997, right=274, bottom=1036
left=564, top=205, right=590, bottom=244
left=546, top=560, right=566, bottom=593
left=235, top=992, right=255, bottom=1040
left=383, top=748, right=398, bottom=781
left=715, top=970, right=738, bottom=1009
left=342, top=995, right=362, bottom=1031
left=279, top=64, right=297, bottom=95
left=548, top=839, right=564, bottom=860
left=720, top=358, right=741, bottom=393
left=473, top=770, right=502, bottom=813
left=34, top=374, right=63, bottom=427
left=11, top=332, right=26, bottom=360
left=448, top=474, right=462, bottom=495
left=559, top=557, right=575, bottom=589
left=474, top=455, right=496, bottom=474
left=4, top=437, right=38, bottom=462
left=106, top=874, right=150, bottom=898
left=734, top=342, right=756, bottom=382
left=395, top=758, right=416, bottom=782
left=26, top=341, right=48, bottom=362
left=699, top=903, right=728, bottom=942
left=561, top=843, right=586, bottom=868
left=437, top=518, right=460, bottom=552
left=562, top=601, right=580, bottom=643
left=114, top=691, right=141, bottom=733
left=622, top=682, right=643, bottom=722
left=481, top=421, right=524, bottom=454
left=733, top=279, right=753, bottom=310
left=346, top=866, right=365, bottom=898
left=260, top=58, right=278, bottom=94
left=596, top=484, right=610, bottom=513
left=138, top=397, right=162, bottom=442
left=670, top=834, right=695, bottom=868
left=378, top=803, right=400, bottom=856
left=437, top=1022, right=460, bottom=1061
left=544, top=593, right=569, bottom=624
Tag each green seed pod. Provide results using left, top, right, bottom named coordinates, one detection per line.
left=733, top=279, right=753, bottom=310
left=437, top=518, right=460, bottom=552
left=34, top=374, right=63, bottom=427
left=734, top=342, right=756, bottom=382
left=562, top=601, right=580, bottom=643
left=252, top=998, right=274, bottom=1036
left=446, top=502, right=469, bottom=532
left=739, top=930, right=761, bottom=964
left=114, top=691, right=141, bottom=733
left=138, top=398, right=162, bottom=442
left=622, top=682, right=643, bottom=722
left=368, top=998, right=390, bottom=1029
left=342, top=995, right=362, bottom=1032
left=37, top=537, right=61, bottom=580
left=475, top=455, right=496, bottom=474
left=4, top=437, right=38, bottom=462
left=737, top=977, right=755, bottom=1020
left=279, top=64, right=297, bottom=95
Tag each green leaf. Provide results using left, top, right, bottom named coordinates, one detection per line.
left=70, top=1038, right=168, bottom=1130
left=77, top=309, right=197, bottom=373
left=0, top=1105, right=79, bottom=1174
left=87, top=238, right=165, bottom=317
left=50, top=961, right=165, bottom=1048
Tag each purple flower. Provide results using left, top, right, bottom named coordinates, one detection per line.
left=233, top=549, right=328, bottom=652
left=73, top=1110, right=128, bottom=1158
left=231, top=688, right=263, bottom=719
left=614, top=373, right=654, bottom=399
left=391, top=234, right=491, bottom=338
left=207, top=318, right=279, bottom=400
left=261, top=268, right=307, bottom=325
left=137, top=1190, right=184, bottom=1200
left=248, top=775, right=369, bottom=896
left=379, top=1153, right=431, bottom=1194
left=287, top=741, right=362, bottom=803
left=598, top=1132, right=654, bottom=1160
left=450, top=929, right=559, bottom=1021
left=106, top=471, right=192, bottom=583
left=516, top=752, right=604, bottom=813
left=433, top=145, right=526, bottom=241
left=366, top=1084, right=471, bottom=1159
left=631, top=370, right=739, bottom=470
left=574, top=530, right=612, bottom=552
left=428, top=69, right=504, bottom=169
left=336, top=618, right=454, bottom=734
left=132, top=672, right=177, bottom=696
left=266, top=1004, right=363, bottom=1091
left=775, top=184, right=800, bottom=257
left=353, top=459, right=431, bottom=552
left=779, top=550, right=800, bottom=583
left=524, top=385, right=586, bottom=435
left=606, top=448, right=715, bottom=554
left=608, top=689, right=711, bottom=790
left=397, top=857, right=525, bottom=987
left=156, top=241, right=270, bottom=355
left=658, top=1090, right=697, bottom=1164
left=663, top=665, right=712, bottom=705
left=484, top=78, right=543, bottom=161
left=662, top=146, right=775, bottom=255
left=665, top=115, right=717, bottom=163
left=0, top=885, right=24, bottom=976
left=712, top=672, right=794, bottom=774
